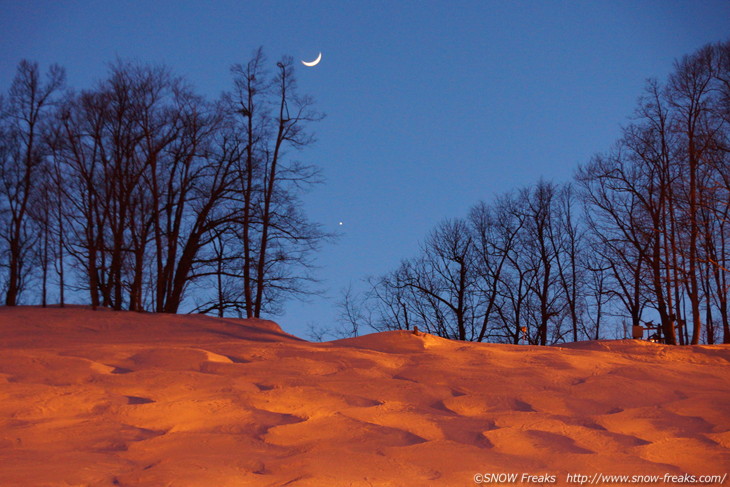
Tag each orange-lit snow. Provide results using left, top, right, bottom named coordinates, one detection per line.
left=1, top=306, right=728, bottom=486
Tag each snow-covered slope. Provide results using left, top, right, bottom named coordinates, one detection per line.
left=1, top=307, right=728, bottom=486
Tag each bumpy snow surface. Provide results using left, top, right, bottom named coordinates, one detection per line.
left=1, top=307, right=728, bottom=486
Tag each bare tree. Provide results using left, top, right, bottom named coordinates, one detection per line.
left=52, top=88, right=108, bottom=309
left=551, top=183, right=586, bottom=342
left=334, top=283, right=371, bottom=338
left=367, top=263, right=416, bottom=333
left=227, top=48, right=268, bottom=318
left=53, top=61, right=236, bottom=313
left=494, top=217, right=535, bottom=344
left=577, top=151, right=653, bottom=338
left=216, top=50, right=329, bottom=318
left=666, top=46, right=718, bottom=344
left=415, top=218, right=477, bottom=340
left=576, top=41, right=730, bottom=344
left=0, top=60, right=65, bottom=306
left=352, top=41, right=730, bottom=346
left=581, top=241, right=612, bottom=340
left=519, top=181, right=566, bottom=345
left=469, top=194, right=524, bottom=342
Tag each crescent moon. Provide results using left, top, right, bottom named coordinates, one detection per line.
left=301, top=52, right=322, bottom=67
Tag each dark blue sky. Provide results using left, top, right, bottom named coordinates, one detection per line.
left=2, top=1, right=729, bottom=337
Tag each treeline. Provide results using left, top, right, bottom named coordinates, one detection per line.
left=0, top=48, right=328, bottom=317
left=342, top=40, right=730, bottom=345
